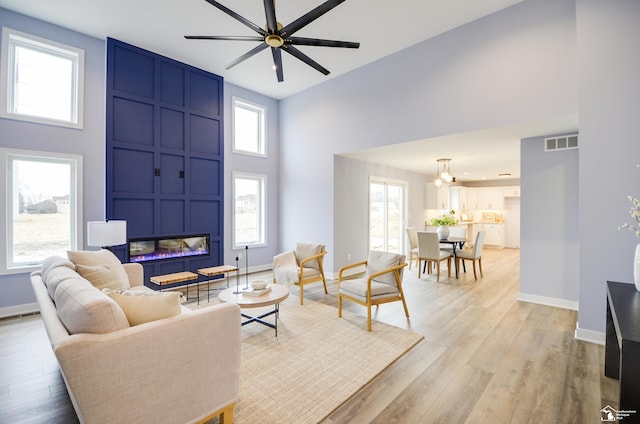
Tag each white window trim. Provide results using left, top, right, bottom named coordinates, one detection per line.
left=0, top=148, right=83, bottom=275
left=232, top=96, right=267, bottom=158
left=232, top=171, right=267, bottom=249
left=0, top=27, right=85, bottom=129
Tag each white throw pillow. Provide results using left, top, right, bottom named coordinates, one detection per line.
left=103, top=289, right=183, bottom=326
left=76, top=263, right=130, bottom=291
left=67, top=249, right=122, bottom=267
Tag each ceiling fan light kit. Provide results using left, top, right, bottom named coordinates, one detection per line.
left=185, top=0, right=360, bottom=82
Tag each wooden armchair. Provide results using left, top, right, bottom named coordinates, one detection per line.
left=338, top=251, right=409, bottom=331
left=273, top=243, right=328, bottom=305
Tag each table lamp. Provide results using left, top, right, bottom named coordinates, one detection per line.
left=87, top=220, right=127, bottom=249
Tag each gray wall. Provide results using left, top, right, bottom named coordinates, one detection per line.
left=520, top=134, right=579, bottom=305
left=576, top=0, right=640, bottom=335
left=280, top=0, right=577, bottom=274
left=333, top=156, right=428, bottom=271
left=0, top=9, right=106, bottom=310
left=222, top=84, right=281, bottom=269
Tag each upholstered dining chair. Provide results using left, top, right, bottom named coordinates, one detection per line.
left=405, top=227, right=419, bottom=270
left=417, top=231, right=452, bottom=282
left=456, top=231, right=486, bottom=280
left=338, top=251, right=409, bottom=331
left=272, top=242, right=328, bottom=305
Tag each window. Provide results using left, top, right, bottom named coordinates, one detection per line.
left=232, top=97, right=266, bottom=157
left=369, top=177, right=407, bottom=254
left=233, top=172, right=266, bottom=248
left=1, top=148, right=82, bottom=274
left=0, top=27, right=84, bottom=128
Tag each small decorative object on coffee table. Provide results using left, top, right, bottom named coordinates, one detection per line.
left=218, top=284, right=289, bottom=336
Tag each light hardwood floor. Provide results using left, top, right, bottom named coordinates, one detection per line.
left=0, top=248, right=619, bottom=423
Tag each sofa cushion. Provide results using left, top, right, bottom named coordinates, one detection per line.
left=67, top=249, right=130, bottom=290
left=76, top=263, right=130, bottom=291
left=45, top=265, right=83, bottom=300
left=41, top=255, right=75, bottom=281
left=55, top=278, right=130, bottom=334
left=104, top=289, right=183, bottom=326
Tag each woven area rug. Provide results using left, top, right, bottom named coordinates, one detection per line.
left=187, top=296, right=423, bottom=424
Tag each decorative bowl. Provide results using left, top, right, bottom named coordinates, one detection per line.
left=250, top=279, right=268, bottom=290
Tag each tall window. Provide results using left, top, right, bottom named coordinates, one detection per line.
left=232, top=97, right=266, bottom=157
left=233, top=172, right=266, bottom=248
left=369, top=178, right=407, bottom=254
left=0, top=27, right=84, bottom=129
left=1, top=149, right=82, bottom=273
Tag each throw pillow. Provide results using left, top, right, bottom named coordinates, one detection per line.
left=76, top=263, right=130, bottom=291
left=103, top=289, right=183, bottom=326
left=367, top=250, right=402, bottom=286
left=67, top=249, right=121, bottom=267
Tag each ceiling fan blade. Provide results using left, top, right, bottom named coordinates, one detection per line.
left=185, top=35, right=264, bottom=42
left=203, top=0, right=267, bottom=36
left=280, top=0, right=346, bottom=37
left=283, top=45, right=330, bottom=75
left=287, top=36, right=359, bottom=49
left=263, top=0, right=278, bottom=34
left=271, top=47, right=284, bottom=82
left=225, top=43, right=268, bottom=69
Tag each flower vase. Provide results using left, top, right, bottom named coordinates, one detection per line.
left=635, top=243, right=640, bottom=291
left=437, top=225, right=450, bottom=240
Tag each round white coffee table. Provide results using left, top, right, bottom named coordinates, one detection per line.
left=218, top=284, right=289, bottom=336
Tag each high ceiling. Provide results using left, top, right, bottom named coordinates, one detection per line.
left=0, top=0, right=524, bottom=100
left=0, top=0, right=579, bottom=181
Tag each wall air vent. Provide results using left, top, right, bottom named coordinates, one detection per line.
left=544, top=134, right=578, bottom=152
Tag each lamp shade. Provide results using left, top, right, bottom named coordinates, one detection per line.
left=87, top=220, right=127, bottom=247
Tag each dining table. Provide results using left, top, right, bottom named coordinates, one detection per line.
left=423, top=236, right=467, bottom=279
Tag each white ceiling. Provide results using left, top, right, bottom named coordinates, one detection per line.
left=0, top=0, right=579, bottom=181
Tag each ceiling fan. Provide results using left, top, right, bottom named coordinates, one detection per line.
left=185, top=0, right=360, bottom=82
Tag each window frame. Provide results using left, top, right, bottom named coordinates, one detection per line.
left=0, top=148, right=83, bottom=275
left=232, top=97, right=267, bottom=158
left=232, top=171, right=267, bottom=249
left=0, top=27, right=85, bottom=129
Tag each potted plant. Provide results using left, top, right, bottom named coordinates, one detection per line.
left=431, top=211, right=459, bottom=240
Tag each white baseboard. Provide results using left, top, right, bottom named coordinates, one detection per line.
left=517, top=292, right=579, bottom=311
left=575, top=324, right=605, bottom=345
left=0, top=302, right=39, bottom=319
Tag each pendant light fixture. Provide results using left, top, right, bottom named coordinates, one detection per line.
left=433, top=158, right=454, bottom=187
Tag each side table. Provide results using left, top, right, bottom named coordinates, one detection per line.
left=605, top=280, right=640, bottom=422
left=197, top=265, right=239, bottom=304
left=150, top=271, right=199, bottom=299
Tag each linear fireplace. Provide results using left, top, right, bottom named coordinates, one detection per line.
left=128, top=234, right=210, bottom=263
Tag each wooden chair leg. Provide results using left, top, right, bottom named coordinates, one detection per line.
left=472, top=261, right=477, bottom=280
left=436, top=261, right=441, bottom=282
left=447, top=258, right=451, bottom=278
left=338, top=295, right=343, bottom=317
left=299, top=281, right=304, bottom=305
left=367, top=306, right=372, bottom=331
left=479, top=257, right=483, bottom=277
left=321, top=276, right=328, bottom=294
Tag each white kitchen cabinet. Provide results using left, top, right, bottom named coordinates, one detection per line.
left=474, top=223, right=504, bottom=248
left=503, top=186, right=520, bottom=197
left=466, top=188, right=479, bottom=209
left=477, top=188, right=504, bottom=210
left=449, top=187, right=469, bottom=210
left=436, top=185, right=449, bottom=210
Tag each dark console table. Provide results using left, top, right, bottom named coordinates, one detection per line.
left=605, top=281, right=640, bottom=419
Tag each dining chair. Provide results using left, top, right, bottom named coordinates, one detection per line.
left=405, top=227, right=419, bottom=270
left=417, top=232, right=452, bottom=282
left=456, top=231, right=486, bottom=280
left=338, top=250, right=409, bottom=331
left=440, top=226, right=467, bottom=251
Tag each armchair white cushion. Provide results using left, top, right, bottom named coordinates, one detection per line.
left=338, top=251, right=409, bottom=331
left=272, top=243, right=328, bottom=304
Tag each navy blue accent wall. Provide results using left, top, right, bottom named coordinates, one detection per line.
left=106, top=38, right=224, bottom=283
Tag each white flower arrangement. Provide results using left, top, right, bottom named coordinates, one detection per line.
left=619, top=165, right=640, bottom=238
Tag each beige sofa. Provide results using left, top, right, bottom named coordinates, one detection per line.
left=30, top=251, right=241, bottom=424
